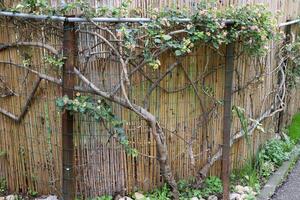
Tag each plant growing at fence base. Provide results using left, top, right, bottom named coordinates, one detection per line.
left=27, top=188, right=38, bottom=197
left=258, top=138, right=293, bottom=167
left=0, top=178, right=7, bottom=196
left=232, top=136, right=295, bottom=193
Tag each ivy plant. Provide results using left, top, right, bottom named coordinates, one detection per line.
left=56, top=94, right=138, bottom=157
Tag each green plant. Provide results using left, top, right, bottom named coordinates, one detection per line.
left=285, top=40, right=300, bottom=88
left=259, top=161, right=275, bottom=179
left=27, top=188, right=38, bottom=197
left=56, top=94, right=138, bottom=157
left=200, top=176, right=223, bottom=198
left=92, top=195, right=113, bottom=200
left=11, top=1, right=278, bottom=61
left=245, top=193, right=256, bottom=200
left=232, top=160, right=260, bottom=192
left=146, top=184, right=171, bottom=200
left=288, top=113, right=300, bottom=143
left=177, top=180, right=202, bottom=199
left=0, top=178, right=7, bottom=196
left=44, top=55, right=66, bottom=71
left=258, top=139, right=292, bottom=167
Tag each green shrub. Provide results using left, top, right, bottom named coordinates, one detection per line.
left=232, top=161, right=260, bottom=192
left=146, top=176, right=222, bottom=200
left=258, top=139, right=292, bottom=167
left=259, top=161, right=275, bottom=179
left=178, top=179, right=202, bottom=199
left=200, top=176, right=223, bottom=198
left=288, top=113, right=300, bottom=143
left=0, top=178, right=7, bottom=196
left=147, top=184, right=171, bottom=200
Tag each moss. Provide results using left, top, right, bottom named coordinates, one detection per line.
left=288, top=113, right=300, bottom=143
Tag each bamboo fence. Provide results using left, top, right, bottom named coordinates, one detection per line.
left=0, top=0, right=299, bottom=198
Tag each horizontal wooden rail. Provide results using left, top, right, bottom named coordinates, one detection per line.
left=279, top=19, right=300, bottom=27
left=1, top=11, right=299, bottom=28
left=0, top=11, right=235, bottom=24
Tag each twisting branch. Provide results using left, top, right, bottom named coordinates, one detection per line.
left=0, top=61, right=61, bottom=85
left=79, top=30, right=130, bottom=84
left=73, top=67, right=179, bottom=199
left=0, top=42, right=59, bottom=55
left=0, top=78, right=41, bottom=122
left=0, top=77, right=17, bottom=97
left=143, top=61, right=180, bottom=109
left=198, top=108, right=274, bottom=177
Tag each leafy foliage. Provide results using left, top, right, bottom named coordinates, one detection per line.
left=27, top=188, right=38, bottom=197
left=232, top=136, right=295, bottom=192
left=200, top=176, right=223, bottom=198
left=258, top=161, right=275, bottom=179
left=258, top=138, right=293, bottom=167
left=177, top=176, right=222, bottom=199
left=44, top=55, right=65, bottom=71
left=285, top=40, right=300, bottom=88
left=231, top=160, right=260, bottom=192
left=135, top=176, right=222, bottom=199
left=0, top=178, right=7, bottom=196
left=56, top=94, right=138, bottom=157
left=147, top=183, right=171, bottom=200
left=288, top=112, right=300, bottom=142
left=93, top=195, right=113, bottom=200
left=10, top=1, right=279, bottom=70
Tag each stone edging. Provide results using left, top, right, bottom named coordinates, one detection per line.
left=257, top=144, right=300, bottom=200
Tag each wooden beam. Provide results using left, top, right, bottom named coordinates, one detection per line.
left=62, top=21, right=77, bottom=200
left=222, top=41, right=235, bottom=200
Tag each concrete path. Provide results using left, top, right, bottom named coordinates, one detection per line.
left=271, top=159, right=300, bottom=200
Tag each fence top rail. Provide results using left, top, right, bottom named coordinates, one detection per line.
left=279, top=19, right=300, bottom=27
left=0, top=11, right=299, bottom=27
left=0, top=11, right=234, bottom=24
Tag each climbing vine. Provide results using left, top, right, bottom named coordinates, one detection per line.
left=9, top=0, right=279, bottom=61
left=56, top=94, right=138, bottom=157
left=285, top=39, right=300, bottom=88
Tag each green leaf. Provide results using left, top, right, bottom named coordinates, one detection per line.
left=154, top=38, right=162, bottom=44
left=175, top=50, right=182, bottom=56
left=55, top=98, right=65, bottom=108
left=162, top=34, right=172, bottom=41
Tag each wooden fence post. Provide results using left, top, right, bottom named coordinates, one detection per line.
left=62, top=21, right=77, bottom=200
left=222, top=40, right=235, bottom=200
left=277, top=20, right=291, bottom=132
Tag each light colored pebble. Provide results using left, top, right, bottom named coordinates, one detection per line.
left=207, top=195, right=218, bottom=200
left=230, top=193, right=241, bottom=200
left=133, top=192, right=145, bottom=200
